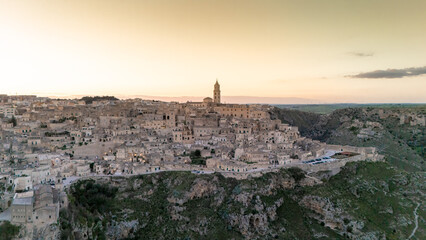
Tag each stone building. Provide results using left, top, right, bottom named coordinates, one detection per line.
left=11, top=191, right=34, bottom=223
left=33, top=185, right=59, bottom=225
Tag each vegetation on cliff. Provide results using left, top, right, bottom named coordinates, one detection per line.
left=0, top=221, right=20, bottom=240
left=271, top=106, right=425, bottom=172
left=61, top=161, right=424, bottom=239
left=302, top=161, right=424, bottom=239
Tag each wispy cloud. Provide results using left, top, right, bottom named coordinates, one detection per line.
left=348, top=51, right=374, bottom=57
left=348, top=66, right=426, bottom=79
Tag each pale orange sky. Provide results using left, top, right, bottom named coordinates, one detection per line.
left=0, top=0, right=425, bottom=103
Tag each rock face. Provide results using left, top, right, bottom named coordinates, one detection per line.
left=105, top=220, right=139, bottom=239
left=60, top=162, right=424, bottom=240
left=300, top=195, right=344, bottom=230
left=226, top=195, right=284, bottom=238
left=186, top=178, right=218, bottom=200
left=60, top=169, right=332, bottom=239
left=229, top=212, right=269, bottom=237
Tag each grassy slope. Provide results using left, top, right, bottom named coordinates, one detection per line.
left=304, top=162, right=424, bottom=239
left=272, top=106, right=425, bottom=172
left=269, top=108, right=321, bottom=136
left=271, top=106, right=425, bottom=239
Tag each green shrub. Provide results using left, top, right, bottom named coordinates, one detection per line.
left=287, top=167, right=306, bottom=182
left=0, top=221, right=20, bottom=240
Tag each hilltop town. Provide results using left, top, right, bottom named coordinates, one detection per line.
left=0, top=82, right=388, bottom=238
left=2, top=0, right=425, bottom=238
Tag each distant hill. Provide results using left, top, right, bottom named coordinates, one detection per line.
left=80, top=96, right=119, bottom=104
left=275, top=103, right=426, bottom=114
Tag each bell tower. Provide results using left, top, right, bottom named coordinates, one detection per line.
left=213, top=79, right=221, bottom=104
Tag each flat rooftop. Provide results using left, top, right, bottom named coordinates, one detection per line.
left=12, top=197, right=33, bottom=206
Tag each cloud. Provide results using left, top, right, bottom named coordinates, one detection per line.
left=348, top=66, right=426, bottom=79
left=348, top=51, right=374, bottom=57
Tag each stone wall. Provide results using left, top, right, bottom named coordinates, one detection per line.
left=220, top=170, right=276, bottom=180
left=297, top=155, right=365, bottom=173
left=73, top=142, right=120, bottom=158
left=326, top=145, right=376, bottom=155
left=219, top=152, right=383, bottom=179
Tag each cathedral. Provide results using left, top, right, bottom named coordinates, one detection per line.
left=213, top=80, right=221, bottom=104
left=200, top=80, right=221, bottom=106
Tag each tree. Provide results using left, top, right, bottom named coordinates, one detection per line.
left=228, top=149, right=235, bottom=159
left=0, top=221, right=21, bottom=240
left=8, top=116, right=17, bottom=127
left=190, top=150, right=201, bottom=159
left=287, top=167, right=306, bottom=182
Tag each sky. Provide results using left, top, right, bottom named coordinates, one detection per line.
left=0, top=0, right=425, bottom=103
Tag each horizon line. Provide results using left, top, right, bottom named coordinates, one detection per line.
left=1, top=93, right=425, bottom=105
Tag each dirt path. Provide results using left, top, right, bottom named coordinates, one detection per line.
left=408, top=202, right=421, bottom=239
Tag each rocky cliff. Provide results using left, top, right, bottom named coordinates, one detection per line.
left=60, top=162, right=424, bottom=240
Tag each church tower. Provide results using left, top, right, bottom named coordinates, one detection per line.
left=213, top=79, right=221, bottom=103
